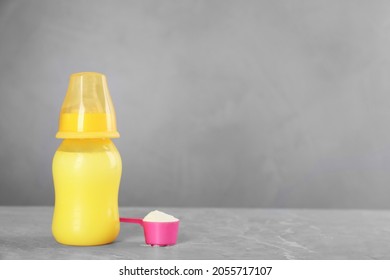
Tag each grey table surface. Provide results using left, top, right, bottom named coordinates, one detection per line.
left=1, top=207, right=390, bottom=260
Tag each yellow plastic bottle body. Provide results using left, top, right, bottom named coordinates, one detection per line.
left=52, top=139, right=122, bottom=246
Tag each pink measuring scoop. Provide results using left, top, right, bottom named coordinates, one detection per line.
left=120, top=217, right=179, bottom=246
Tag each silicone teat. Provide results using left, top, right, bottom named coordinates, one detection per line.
left=56, top=72, right=120, bottom=139
left=120, top=217, right=180, bottom=246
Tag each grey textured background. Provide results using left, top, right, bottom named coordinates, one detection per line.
left=1, top=0, right=390, bottom=208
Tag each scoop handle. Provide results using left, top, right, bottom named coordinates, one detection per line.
left=119, top=217, right=144, bottom=226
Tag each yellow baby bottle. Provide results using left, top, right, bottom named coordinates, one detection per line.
left=52, top=72, right=122, bottom=246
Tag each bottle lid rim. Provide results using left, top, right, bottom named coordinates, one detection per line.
left=56, top=131, right=120, bottom=139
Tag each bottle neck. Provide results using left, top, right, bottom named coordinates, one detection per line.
left=57, top=138, right=116, bottom=153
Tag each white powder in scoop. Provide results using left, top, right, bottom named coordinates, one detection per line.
left=143, top=210, right=179, bottom=222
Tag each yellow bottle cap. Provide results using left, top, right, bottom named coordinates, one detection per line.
left=56, top=72, right=120, bottom=139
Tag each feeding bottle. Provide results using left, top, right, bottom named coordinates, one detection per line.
left=52, top=72, right=122, bottom=246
